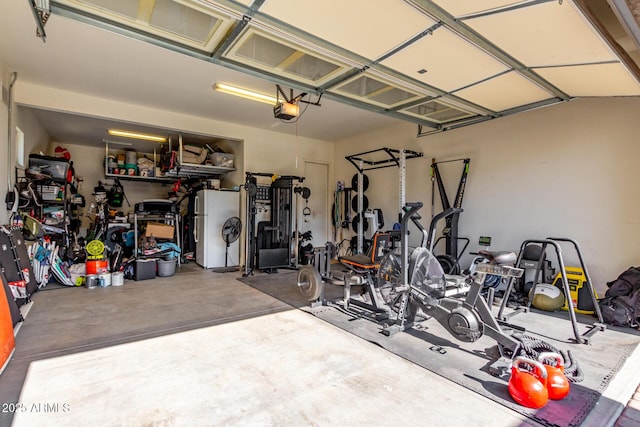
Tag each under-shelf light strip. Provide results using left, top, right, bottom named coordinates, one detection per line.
left=107, top=129, right=167, bottom=142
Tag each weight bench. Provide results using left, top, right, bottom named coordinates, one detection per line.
left=339, top=233, right=391, bottom=319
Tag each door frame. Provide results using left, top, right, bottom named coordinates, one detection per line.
left=302, top=158, right=332, bottom=245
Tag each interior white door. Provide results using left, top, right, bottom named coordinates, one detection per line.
left=302, top=161, right=329, bottom=247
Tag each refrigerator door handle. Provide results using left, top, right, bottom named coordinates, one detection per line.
left=194, top=195, right=200, bottom=215
left=194, top=217, right=199, bottom=243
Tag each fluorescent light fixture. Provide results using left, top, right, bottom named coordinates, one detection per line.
left=214, top=82, right=277, bottom=105
left=107, top=129, right=167, bottom=142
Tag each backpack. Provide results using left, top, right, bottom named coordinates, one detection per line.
left=599, top=294, right=638, bottom=327
left=598, top=267, right=640, bottom=328
left=605, top=267, right=640, bottom=297
left=108, top=179, right=125, bottom=208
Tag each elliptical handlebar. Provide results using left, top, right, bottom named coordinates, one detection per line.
left=400, top=202, right=423, bottom=287
left=401, top=202, right=423, bottom=223
left=404, top=202, right=423, bottom=208
left=399, top=204, right=464, bottom=252
left=427, top=207, right=463, bottom=252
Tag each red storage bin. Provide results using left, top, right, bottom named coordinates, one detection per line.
left=86, top=260, right=109, bottom=275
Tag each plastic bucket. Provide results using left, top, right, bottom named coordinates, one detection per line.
left=86, top=274, right=98, bottom=289
left=157, top=258, right=177, bottom=277
left=98, top=273, right=111, bottom=287
left=125, top=150, right=137, bottom=165
left=111, top=271, right=124, bottom=286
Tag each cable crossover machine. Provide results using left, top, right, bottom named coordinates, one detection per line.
left=242, top=172, right=306, bottom=275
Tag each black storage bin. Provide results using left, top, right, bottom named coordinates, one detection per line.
left=134, top=259, right=157, bottom=281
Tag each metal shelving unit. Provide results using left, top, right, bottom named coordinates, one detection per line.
left=104, top=139, right=170, bottom=183
left=104, top=172, right=173, bottom=183
left=134, top=212, right=181, bottom=265
left=164, top=163, right=234, bottom=178
left=104, top=134, right=235, bottom=181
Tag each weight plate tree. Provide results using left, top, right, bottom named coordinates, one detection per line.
left=350, top=173, right=369, bottom=243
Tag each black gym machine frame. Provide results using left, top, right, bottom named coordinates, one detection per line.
left=243, top=172, right=306, bottom=276
left=345, top=147, right=423, bottom=254
left=430, top=158, right=471, bottom=274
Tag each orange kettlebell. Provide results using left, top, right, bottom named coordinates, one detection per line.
left=508, top=357, right=549, bottom=409
left=538, top=352, right=570, bottom=400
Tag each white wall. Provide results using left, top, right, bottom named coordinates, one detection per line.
left=15, top=105, right=50, bottom=157
left=335, top=97, right=640, bottom=294
left=0, top=70, right=52, bottom=225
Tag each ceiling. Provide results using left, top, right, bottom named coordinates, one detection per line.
left=3, top=0, right=640, bottom=144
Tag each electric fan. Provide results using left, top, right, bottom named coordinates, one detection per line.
left=214, top=216, right=241, bottom=272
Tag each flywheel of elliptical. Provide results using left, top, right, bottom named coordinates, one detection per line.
left=377, top=252, right=403, bottom=310
left=447, top=306, right=483, bottom=342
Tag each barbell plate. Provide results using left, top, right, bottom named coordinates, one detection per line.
left=351, top=174, right=369, bottom=192
left=351, top=195, right=369, bottom=213
left=351, top=213, right=369, bottom=232
left=297, top=265, right=323, bottom=301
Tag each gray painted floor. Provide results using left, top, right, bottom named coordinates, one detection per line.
left=0, top=264, right=638, bottom=426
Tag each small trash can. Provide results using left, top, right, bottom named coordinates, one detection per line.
left=157, top=258, right=177, bottom=277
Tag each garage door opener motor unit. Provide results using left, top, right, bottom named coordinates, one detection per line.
left=272, top=84, right=321, bottom=121
left=274, top=102, right=299, bottom=120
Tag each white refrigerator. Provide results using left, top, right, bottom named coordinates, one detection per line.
left=194, top=189, right=240, bottom=269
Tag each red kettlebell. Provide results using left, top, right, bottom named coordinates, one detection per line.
left=538, top=352, right=570, bottom=400
left=508, top=357, right=549, bottom=409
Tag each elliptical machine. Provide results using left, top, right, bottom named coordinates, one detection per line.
left=377, top=202, right=524, bottom=366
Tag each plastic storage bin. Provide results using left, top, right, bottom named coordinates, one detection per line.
left=28, top=154, right=71, bottom=183
left=210, top=152, right=235, bottom=168
left=134, top=259, right=156, bottom=281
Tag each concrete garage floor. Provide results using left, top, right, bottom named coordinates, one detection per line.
left=0, top=264, right=638, bottom=426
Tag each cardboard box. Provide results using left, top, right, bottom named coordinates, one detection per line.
left=145, top=222, right=175, bottom=239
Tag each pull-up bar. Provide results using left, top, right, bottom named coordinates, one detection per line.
left=345, top=147, right=423, bottom=173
